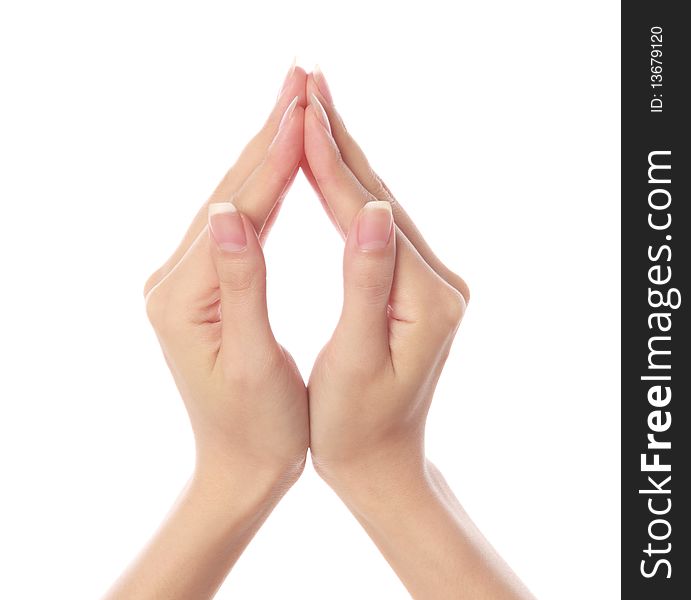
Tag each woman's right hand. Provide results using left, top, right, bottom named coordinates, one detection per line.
left=302, top=70, right=533, bottom=600
left=303, top=73, right=469, bottom=487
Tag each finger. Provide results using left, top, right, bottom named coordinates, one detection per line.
left=303, top=94, right=439, bottom=317
left=144, top=227, right=220, bottom=354
left=300, top=156, right=342, bottom=235
left=207, top=203, right=275, bottom=358
left=143, top=66, right=308, bottom=296
left=306, top=70, right=469, bottom=303
left=333, top=201, right=395, bottom=359
left=212, top=65, right=308, bottom=203
left=233, top=100, right=305, bottom=240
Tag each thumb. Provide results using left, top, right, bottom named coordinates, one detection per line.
left=208, top=202, right=275, bottom=354
left=336, top=201, right=396, bottom=357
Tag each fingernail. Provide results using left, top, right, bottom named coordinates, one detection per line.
left=278, top=96, right=299, bottom=132
left=310, top=93, right=331, bottom=134
left=357, top=201, right=393, bottom=250
left=313, top=64, right=333, bottom=105
left=277, top=57, right=296, bottom=100
left=208, top=203, right=247, bottom=252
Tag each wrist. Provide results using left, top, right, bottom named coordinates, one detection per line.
left=191, top=454, right=305, bottom=520
left=314, top=445, right=429, bottom=517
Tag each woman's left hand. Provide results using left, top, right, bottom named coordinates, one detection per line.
left=105, top=66, right=310, bottom=600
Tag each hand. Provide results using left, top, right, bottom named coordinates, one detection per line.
left=106, top=64, right=533, bottom=600
left=303, top=70, right=533, bottom=600
left=105, top=66, right=310, bottom=600
left=143, top=74, right=309, bottom=485
left=303, top=72, right=468, bottom=485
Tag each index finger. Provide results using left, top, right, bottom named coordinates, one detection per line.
left=144, top=66, right=308, bottom=297
left=305, top=71, right=469, bottom=303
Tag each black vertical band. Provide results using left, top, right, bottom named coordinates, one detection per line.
left=622, top=3, right=689, bottom=597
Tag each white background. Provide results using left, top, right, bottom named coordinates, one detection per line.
left=0, top=1, right=620, bottom=598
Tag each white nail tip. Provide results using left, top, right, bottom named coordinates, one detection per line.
left=363, top=200, right=392, bottom=213
left=279, top=96, right=299, bottom=131
left=310, top=93, right=331, bottom=133
left=208, top=202, right=237, bottom=217
left=276, top=58, right=297, bottom=101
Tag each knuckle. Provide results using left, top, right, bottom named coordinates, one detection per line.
left=445, top=270, right=471, bottom=305
left=350, top=268, right=393, bottom=303
left=143, top=267, right=164, bottom=298
left=439, top=285, right=466, bottom=328
left=218, top=260, right=264, bottom=296
left=420, top=282, right=466, bottom=333
left=144, top=285, right=169, bottom=329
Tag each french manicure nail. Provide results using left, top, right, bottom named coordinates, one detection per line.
left=357, top=201, right=393, bottom=250
left=313, top=64, right=333, bottom=105
left=208, top=203, right=247, bottom=252
left=310, top=93, right=331, bottom=134
left=278, top=96, right=299, bottom=132
left=277, top=57, right=296, bottom=100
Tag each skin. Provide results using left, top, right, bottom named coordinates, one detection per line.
left=305, top=72, right=534, bottom=600
left=105, top=66, right=310, bottom=600
left=104, top=66, right=535, bottom=600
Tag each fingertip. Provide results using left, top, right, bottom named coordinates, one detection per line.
left=207, top=202, right=265, bottom=255
left=339, top=205, right=396, bottom=347
left=208, top=202, right=247, bottom=253
left=309, top=93, right=331, bottom=133
left=304, top=104, right=336, bottom=155
left=344, top=203, right=395, bottom=275
left=274, top=100, right=304, bottom=147
left=305, top=73, right=328, bottom=111
left=267, top=101, right=305, bottom=173
left=353, top=201, right=394, bottom=252
left=303, top=103, right=317, bottom=134
left=293, top=65, right=308, bottom=101
left=305, top=71, right=317, bottom=94
left=303, top=111, right=342, bottom=192
left=272, top=67, right=308, bottom=131
left=306, top=72, right=344, bottom=133
left=278, top=65, right=308, bottom=108
left=303, top=105, right=322, bottom=153
left=290, top=104, right=306, bottom=141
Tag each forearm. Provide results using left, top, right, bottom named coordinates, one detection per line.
left=104, top=463, right=299, bottom=600
left=323, top=458, right=534, bottom=600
